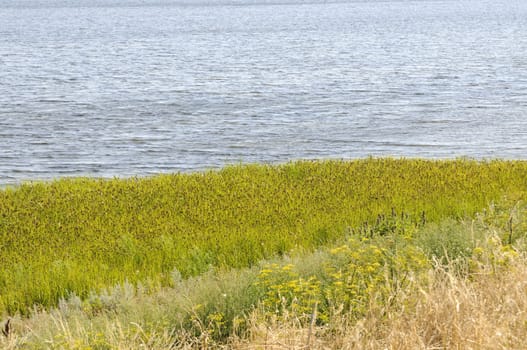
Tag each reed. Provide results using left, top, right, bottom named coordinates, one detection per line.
left=1, top=197, right=527, bottom=349
left=1, top=158, right=527, bottom=315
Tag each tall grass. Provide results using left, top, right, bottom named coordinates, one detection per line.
left=236, top=254, right=527, bottom=349
left=1, top=158, right=527, bottom=314
left=1, top=198, right=527, bottom=349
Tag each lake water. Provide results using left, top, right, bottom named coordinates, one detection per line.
left=1, top=0, right=526, bottom=184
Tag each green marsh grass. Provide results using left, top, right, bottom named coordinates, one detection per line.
left=1, top=158, right=527, bottom=315
left=2, top=198, right=527, bottom=349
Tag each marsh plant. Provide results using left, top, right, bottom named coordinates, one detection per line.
left=1, top=158, right=527, bottom=315
left=1, top=198, right=527, bottom=348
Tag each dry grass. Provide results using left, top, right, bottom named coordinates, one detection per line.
left=2, top=261, right=527, bottom=349
left=234, top=255, right=527, bottom=350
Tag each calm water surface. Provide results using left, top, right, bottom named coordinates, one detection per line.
left=1, top=0, right=527, bottom=184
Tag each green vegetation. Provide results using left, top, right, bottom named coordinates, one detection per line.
left=2, top=197, right=527, bottom=349
left=1, top=158, right=527, bottom=315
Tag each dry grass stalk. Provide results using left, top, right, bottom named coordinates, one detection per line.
left=233, top=256, right=527, bottom=350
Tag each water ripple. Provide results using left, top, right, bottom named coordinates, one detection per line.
left=0, top=0, right=526, bottom=184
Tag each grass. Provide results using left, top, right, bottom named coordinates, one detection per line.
left=1, top=196, right=527, bottom=348
left=1, top=158, right=527, bottom=316
left=237, top=249, right=527, bottom=349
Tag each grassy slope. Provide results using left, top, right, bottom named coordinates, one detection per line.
left=1, top=158, right=527, bottom=314
left=1, top=198, right=527, bottom=349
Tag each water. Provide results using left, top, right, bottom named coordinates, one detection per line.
left=1, top=0, right=526, bottom=184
